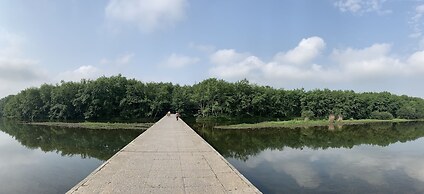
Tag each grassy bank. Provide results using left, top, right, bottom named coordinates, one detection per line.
left=27, top=122, right=153, bottom=130
left=215, top=119, right=417, bottom=129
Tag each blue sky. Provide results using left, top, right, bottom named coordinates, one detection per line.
left=1, top=0, right=424, bottom=98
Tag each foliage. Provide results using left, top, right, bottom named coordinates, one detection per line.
left=1, top=75, right=424, bottom=121
left=396, top=100, right=424, bottom=119
left=0, top=95, right=14, bottom=117
left=301, top=110, right=315, bottom=120
left=370, top=111, right=394, bottom=120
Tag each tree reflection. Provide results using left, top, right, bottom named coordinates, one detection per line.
left=0, top=120, right=142, bottom=161
left=194, top=122, right=424, bottom=161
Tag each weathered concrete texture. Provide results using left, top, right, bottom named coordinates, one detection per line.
left=67, top=115, right=261, bottom=194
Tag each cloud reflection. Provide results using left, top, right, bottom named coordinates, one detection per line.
left=243, top=138, right=424, bottom=189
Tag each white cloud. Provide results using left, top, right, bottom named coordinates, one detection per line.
left=0, top=58, right=44, bottom=82
left=407, top=51, right=424, bottom=72
left=211, top=56, right=264, bottom=80
left=262, top=62, right=334, bottom=82
left=0, top=30, right=47, bottom=98
left=334, top=0, right=391, bottom=15
left=161, top=53, right=199, bottom=68
left=331, top=43, right=405, bottom=79
left=273, top=36, right=325, bottom=65
left=209, top=37, right=327, bottom=82
left=209, top=36, right=424, bottom=91
left=0, top=30, right=45, bottom=82
left=0, top=65, right=47, bottom=98
left=57, top=65, right=100, bottom=82
left=210, top=49, right=249, bottom=66
left=56, top=53, right=136, bottom=84
left=209, top=49, right=265, bottom=80
left=105, top=0, right=188, bottom=32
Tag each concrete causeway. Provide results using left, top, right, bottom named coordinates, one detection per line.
left=67, top=115, right=261, bottom=194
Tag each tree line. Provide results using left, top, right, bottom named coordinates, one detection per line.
left=1, top=75, right=424, bottom=121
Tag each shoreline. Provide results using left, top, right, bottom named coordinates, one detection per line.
left=26, top=122, right=153, bottom=130
left=215, top=119, right=421, bottom=129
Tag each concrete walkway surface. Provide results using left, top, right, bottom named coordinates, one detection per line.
left=67, top=115, right=261, bottom=194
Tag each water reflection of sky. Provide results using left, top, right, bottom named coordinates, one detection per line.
left=228, top=137, right=424, bottom=194
left=0, top=131, right=102, bottom=194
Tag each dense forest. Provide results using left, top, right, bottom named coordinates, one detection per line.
left=0, top=75, right=424, bottom=121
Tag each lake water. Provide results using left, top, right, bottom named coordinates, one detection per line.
left=0, top=120, right=142, bottom=194
left=1, top=120, right=424, bottom=194
left=194, top=121, right=424, bottom=194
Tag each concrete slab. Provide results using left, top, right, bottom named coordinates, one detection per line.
left=67, top=115, right=261, bottom=194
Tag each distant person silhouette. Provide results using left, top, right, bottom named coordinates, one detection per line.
left=166, top=111, right=171, bottom=117
left=176, top=112, right=180, bottom=121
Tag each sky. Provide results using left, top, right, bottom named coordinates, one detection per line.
left=1, top=0, right=424, bottom=98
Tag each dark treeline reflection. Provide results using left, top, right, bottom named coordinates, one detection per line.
left=0, top=120, right=142, bottom=161
left=194, top=122, right=424, bottom=161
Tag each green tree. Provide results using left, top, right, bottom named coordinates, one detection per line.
left=1, top=75, right=424, bottom=121
left=171, top=85, right=197, bottom=116
left=50, top=81, right=81, bottom=120
left=20, top=88, right=43, bottom=121
left=396, top=100, right=424, bottom=119
left=119, top=79, right=149, bottom=119
left=370, top=111, right=394, bottom=120
left=0, top=95, right=14, bottom=118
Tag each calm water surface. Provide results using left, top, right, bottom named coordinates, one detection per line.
left=194, top=122, right=424, bottom=194
left=2, top=119, right=424, bottom=194
left=0, top=120, right=142, bottom=194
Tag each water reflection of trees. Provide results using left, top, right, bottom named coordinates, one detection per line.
left=0, top=120, right=142, bottom=161
left=194, top=122, right=424, bottom=161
